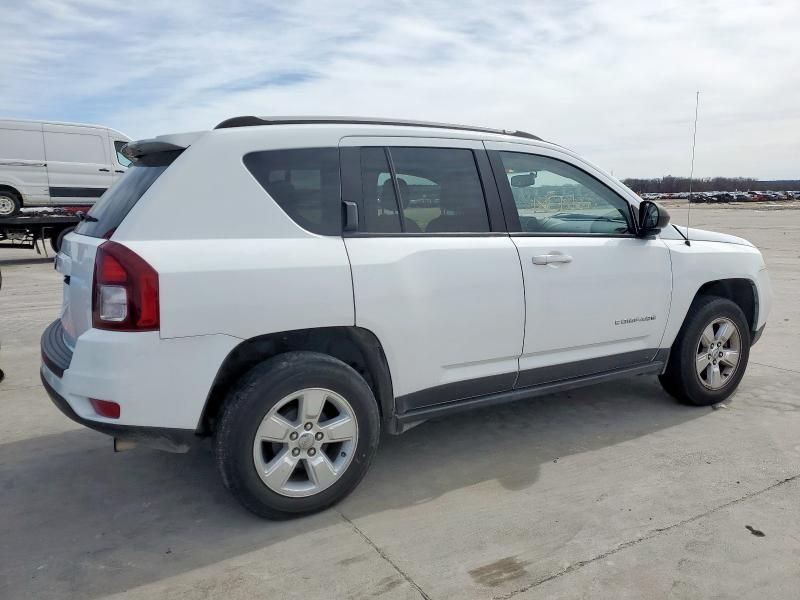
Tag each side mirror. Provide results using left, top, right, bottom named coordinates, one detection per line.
left=510, top=172, right=537, bottom=188
left=638, top=200, right=670, bottom=236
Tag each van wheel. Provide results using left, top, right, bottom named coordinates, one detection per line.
left=215, top=351, right=380, bottom=519
left=0, top=191, right=21, bottom=217
left=659, top=295, right=751, bottom=406
left=50, top=226, right=74, bottom=253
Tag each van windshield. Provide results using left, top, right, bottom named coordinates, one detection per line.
left=75, top=164, right=167, bottom=238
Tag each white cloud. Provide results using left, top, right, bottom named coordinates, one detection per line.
left=2, top=0, right=798, bottom=178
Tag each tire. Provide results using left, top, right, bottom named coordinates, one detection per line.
left=50, top=226, right=75, bottom=253
left=0, top=191, right=21, bottom=217
left=215, top=351, right=381, bottom=519
left=659, top=295, right=751, bottom=406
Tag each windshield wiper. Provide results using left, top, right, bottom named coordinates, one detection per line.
left=76, top=211, right=98, bottom=222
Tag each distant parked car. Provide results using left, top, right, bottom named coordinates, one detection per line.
left=0, top=119, right=131, bottom=217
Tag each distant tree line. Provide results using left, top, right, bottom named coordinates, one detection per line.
left=622, top=176, right=800, bottom=193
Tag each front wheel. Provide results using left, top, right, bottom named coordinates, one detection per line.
left=659, top=295, right=751, bottom=406
left=215, top=351, right=380, bottom=519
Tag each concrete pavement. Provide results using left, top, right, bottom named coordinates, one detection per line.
left=1, top=205, right=799, bottom=599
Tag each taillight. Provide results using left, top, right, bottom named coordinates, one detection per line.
left=92, top=241, right=159, bottom=331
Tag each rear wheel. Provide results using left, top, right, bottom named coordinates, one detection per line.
left=659, top=295, right=750, bottom=406
left=0, top=191, right=21, bottom=217
left=215, top=351, right=380, bottom=519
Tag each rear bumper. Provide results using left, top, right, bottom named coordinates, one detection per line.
left=40, top=366, right=198, bottom=452
left=40, top=367, right=196, bottom=452
left=39, top=318, right=240, bottom=433
left=41, top=320, right=72, bottom=377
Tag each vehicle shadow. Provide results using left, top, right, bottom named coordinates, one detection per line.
left=0, top=375, right=704, bottom=599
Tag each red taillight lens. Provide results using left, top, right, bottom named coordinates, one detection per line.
left=92, top=241, right=159, bottom=331
left=90, top=399, right=121, bottom=419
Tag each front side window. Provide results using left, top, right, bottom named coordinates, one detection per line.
left=359, top=147, right=490, bottom=234
left=244, top=148, right=341, bottom=235
left=498, top=152, right=632, bottom=235
left=114, top=141, right=132, bottom=167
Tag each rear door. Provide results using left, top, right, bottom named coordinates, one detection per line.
left=340, top=137, right=525, bottom=414
left=0, top=122, right=49, bottom=204
left=43, top=124, right=112, bottom=205
left=485, top=142, right=672, bottom=386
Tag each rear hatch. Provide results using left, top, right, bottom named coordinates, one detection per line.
left=55, top=141, right=184, bottom=349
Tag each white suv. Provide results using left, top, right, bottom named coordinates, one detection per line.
left=41, top=117, right=772, bottom=518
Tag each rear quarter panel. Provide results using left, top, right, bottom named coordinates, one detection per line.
left=115, top=128, right=355, bottom=340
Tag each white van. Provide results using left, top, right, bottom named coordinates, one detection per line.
left=0, top=119, right=131, bottom=217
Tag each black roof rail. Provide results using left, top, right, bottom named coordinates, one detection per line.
left=214, top=116, right=542, bottom=141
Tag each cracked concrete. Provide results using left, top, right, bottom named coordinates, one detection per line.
left=1, top=205, right=800, bottom=599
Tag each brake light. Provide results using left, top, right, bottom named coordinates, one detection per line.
left=92, top=241, right=159, bottom=331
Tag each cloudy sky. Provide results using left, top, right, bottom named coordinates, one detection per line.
left=2, top=0, right=798, bottom=179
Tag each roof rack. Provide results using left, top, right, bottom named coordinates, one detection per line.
left=214, top=116, right=541, bottom=141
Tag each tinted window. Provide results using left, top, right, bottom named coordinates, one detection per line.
left=499, top=152, right=632, bottom=234
left=75, top=164, right=168, bottom=238
left=388, top=147, right=489, bottom=233
left=360, top=147, right=402, bottom=233
left=244, top=148, right=341, bottom=235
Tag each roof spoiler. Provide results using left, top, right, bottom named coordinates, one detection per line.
left=121, top=139, right=184, bottom=161
left=121, top=131, right=204, bottom=166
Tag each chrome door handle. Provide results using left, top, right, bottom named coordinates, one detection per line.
left=532, top=253, right=573, bottom=265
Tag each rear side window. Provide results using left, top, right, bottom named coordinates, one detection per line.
left=75, top=163, right=169, bottom=238
left=243, top=148, right=341, bottom=235
left=359, top=147, right=490, bottom=233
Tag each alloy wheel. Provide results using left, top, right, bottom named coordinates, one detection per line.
left=695, top=317, right=741, bottom=390
left=252, top=388, right=358, bottom=497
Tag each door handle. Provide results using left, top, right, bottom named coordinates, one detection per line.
left=98, top=168, right=110, bottom=172
left=532, top=253, right=573, bottom=265
left=114, top=169, right=125, bottom=173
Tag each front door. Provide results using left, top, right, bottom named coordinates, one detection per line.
left=341, top=138, right=525, bottom=413
left=485, top=142, right=672, bottom=387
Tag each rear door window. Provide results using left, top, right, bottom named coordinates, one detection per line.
left=243, top=148, right=341, bottom=235
left=358, top=147, right=490, bottom=233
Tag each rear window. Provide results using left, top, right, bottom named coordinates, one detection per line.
left=75, top=164, right=168, bottom=238
left=243, top=148, right=341, bottom=235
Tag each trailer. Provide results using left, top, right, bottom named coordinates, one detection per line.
left=0, top=207, right=89, bottom=255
